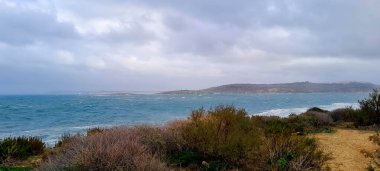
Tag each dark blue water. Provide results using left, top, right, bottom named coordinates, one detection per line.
left=0, top=92, right=368, bottom=145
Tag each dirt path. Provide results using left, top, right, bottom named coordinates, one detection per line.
left=313, top=129, right=379, bottom=171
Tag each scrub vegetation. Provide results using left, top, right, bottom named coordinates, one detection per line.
left=38, top=106, right=330, bottom=171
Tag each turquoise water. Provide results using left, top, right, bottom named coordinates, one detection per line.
left=0, top=92, right=368, bottom=145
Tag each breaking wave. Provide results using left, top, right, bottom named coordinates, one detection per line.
left=256, top=102, right=359, bottom=117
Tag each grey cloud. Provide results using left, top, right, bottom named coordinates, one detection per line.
left=162, top=13, right=241, bottom=56
left=147, top=0, right=380, bottom=57
left=94, top=20, right=159, bottom=45
left=0, top=4, right=78, bottom=46
left=255, top=0, right=380, bottom=57
left=54, top=0, right=380, bottom=57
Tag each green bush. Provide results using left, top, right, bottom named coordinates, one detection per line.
left=330, top=107, right=355, bottom=122
left=287, top=111, right=333, bottom=133
left=329, top=106, right=378, bottom=127
left=173, top=106, right=329, bottom=170
left=301, top=90, right=380, bottom=127
left=0, top=166, right=33, bottom=171
left=259, top=117, right=297, bottom=135
left=350, top=109, right=374, bottom=127
left=256, top=135, right=329, bottom=170
left=359, top=89, right=380, bottom=124
left=0, top=137, right=45, bottom=163
left=178, top=106, right=262, bottom=167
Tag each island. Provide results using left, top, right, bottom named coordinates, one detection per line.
left=161, top=81, right=380, bottom=94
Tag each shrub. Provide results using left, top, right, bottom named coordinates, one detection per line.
left=256, top=135, right=329, bottom=170
left=306, top=111, right=334, bottom=126
left=330, top=107, right=355, bottom=122
left=86, top=127, right=104, bottom=136
left=259, top=117, right=297, bottom=135
left=288, top=111, right=333, bottom=133
left=39, top=127, right=169, bottom=171
left=131, top=125, right=168, bottom=156
left=350, top=110, right=374, bottom=127
left=328, top=90, right=380, bottom=127
left=332, top=107, right=378, bottom=127
left=54, top=133, right=81, bottom=148
left=0, top=166, right=34, bottom=171
left=359, top=89, right=380, bottom=124
left=0, top=137, right=45, bottom=163
left=171, top=106, right=329, bottom=170
left=307, top=107, right=329, bottom=113
left=177, top=106, right=262, bottom=167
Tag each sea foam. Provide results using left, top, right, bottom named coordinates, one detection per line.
left=256, top=102, right=359, bottom=117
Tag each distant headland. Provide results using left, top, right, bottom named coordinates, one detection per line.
left=160, top=81, right=380, bottom=94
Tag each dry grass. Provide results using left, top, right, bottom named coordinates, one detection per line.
left=313, top=129, right=378, bottom=171
left=38, top=127, right=170, bottom=171
left=255, top=135, right=329, bottom=171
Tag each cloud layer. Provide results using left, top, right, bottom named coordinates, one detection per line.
left=1, top=0, right=380, bottom=94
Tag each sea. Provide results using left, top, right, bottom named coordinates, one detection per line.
left=0, top=92, right=369, bottom=145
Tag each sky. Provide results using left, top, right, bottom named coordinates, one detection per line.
left=0, top=0, right=380, bottom=94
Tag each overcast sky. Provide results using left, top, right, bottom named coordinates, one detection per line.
left=1, top=0, right=380, bottom=94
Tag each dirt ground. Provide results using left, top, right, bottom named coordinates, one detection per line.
left=313, top=129, right=379, bottom=171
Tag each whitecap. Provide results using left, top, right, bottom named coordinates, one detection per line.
left=319, top=102, right=359, bottom=110
left=71, top=124, right=114, bottom=130
left=255, top=107, right=309, bottom=117
left=255, top=102, right=359, bottom=117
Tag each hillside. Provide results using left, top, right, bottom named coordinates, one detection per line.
left=161, top=82, right=379, bottom=94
